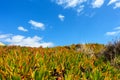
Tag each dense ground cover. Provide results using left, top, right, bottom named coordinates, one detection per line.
left=0, top=43, right=120, bottom=80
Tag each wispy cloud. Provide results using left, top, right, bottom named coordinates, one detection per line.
left=77, top=5, right=84, bottom=14
left=92, top=0, right=104, bottom=8
left=58, top=14, right=65, bottom=21
left=107, top=0, right=118, bottom=5
left=0, top=34, right=12, bottom=39
left=106, top=26, right=120, bottom=36
left=106, top=31, right=120, bottom=36
left=29, top=20, right=45, bottom=30
left=53, top=0, right=105, bottom=15
left=0, top=34, right=54, bottom=47
left=53, top=0, right=120, bottom=15
left=55, top=0, right=87, bottom=8
left=54, top=0, right=87, bottom=13
left=18, top=26, right=28, bottom=32
left=114, top=2, right=120, bottom=9
left=107, top=0, right=120, bottom=9
left=114, top=26, right=120, bottom=30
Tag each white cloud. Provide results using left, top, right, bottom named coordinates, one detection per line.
left=106, top=31, right=119, bottom=36
left=55, top=0, right=87, bottom=8
left=107, top=0, right=118, bottom=5
left=106, top=26, right=120, bottom=36
left=114, top=26, right=120, bottom=30
left=0, top=34, right=54, bottom=47
left=53, top=0, right=120, bottom=15
left=54, top=0, right=86, bottom=13
left=5, top=35, right=25, bottom=43
left=107, top=0, right=120, bottom=9
left=58, top=14, right=65, bottom=21
left=0, top=34, right=12, bottom=39
left=29, top=20, right=45, bottom=30
left=18, top=26, right=28, bottom=32
left=92, top=0, right=104, bottom=8
left=77, top=5, right=84, bottom=13
left=56, top=0, right=104, bottom=9
left=114, top=2, right=120, bottom=9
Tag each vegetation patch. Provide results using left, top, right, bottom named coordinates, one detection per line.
left=0, top=42, right=120, bottom=80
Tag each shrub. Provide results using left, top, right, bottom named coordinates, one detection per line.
left=103, top=40, right=120, bottom=66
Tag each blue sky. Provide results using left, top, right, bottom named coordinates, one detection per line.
left=0, top=0, right=120, bottom=47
